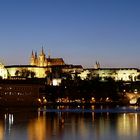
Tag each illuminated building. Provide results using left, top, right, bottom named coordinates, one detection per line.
left=30, top=47, right=65, bottom=67
left=3, top=48, right=83, bottom=80
left=0, top=63, right=8, bottom=79
left=0, top=79, right=44, bottom=106
left=79, top=68, right=140, bottom=82
left=0, top=48, right=140, bottom=82
left=5, top=47, right=65, bottom=78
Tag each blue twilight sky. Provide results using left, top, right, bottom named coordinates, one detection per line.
left=0, top=0, right=140, bottom=68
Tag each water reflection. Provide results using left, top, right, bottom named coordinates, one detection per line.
left=5, top=114, right=14, bottom=134
left=117, top=113, right=139, bottom=137
left=28, top=115, right=47, bottom=140
left=0, top=121, right=4, bottom=140
left=0, top=106, right=140, bottom=140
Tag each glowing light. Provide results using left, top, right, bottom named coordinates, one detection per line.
left=43, top=99, right=47, bottom=104
left=90, top=97, right=95, bottom=103
left=130, top=98, right=137, bottom=104
left=52, top=79, right=61, bottom=86
left=38, top=98, right=41, bottom=102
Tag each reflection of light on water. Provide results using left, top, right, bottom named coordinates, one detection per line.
left=92, top=112, right=94, bottom=122
left=135, top=114, right=138, bottom=129
left=28, top=113, right=47, bottom=140
left=28, top=108, right=60, bottom=140
left=98, top=114, right=110, bottom=137
left=0, top=121, right=4, bottom=140
left=79, top=117, right=88, bottom=138
left=4, top=114, right=14, bottom=133
left=91, top=105, right=95, bottom=122
left=117, top=113, right=138, bottom=136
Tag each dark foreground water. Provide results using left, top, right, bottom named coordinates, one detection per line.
left=1, top=106, right=140, bottom=140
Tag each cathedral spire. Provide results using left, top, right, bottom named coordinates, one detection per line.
left=31, top=50, right=35, bottom=58
left=35, top=51, right=37, bottom=59
left=48, top=49, right=51, bottom=59
left=30, top=50, right=35, bottom=65
left=94, top=61, right=100, bottom=69
left=34, top=51, right=38, bottom=65
left=38, top=46, right=46, bottom=66
left=41, top=46, right=45, bottom=55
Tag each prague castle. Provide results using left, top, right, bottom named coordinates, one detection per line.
left=30, top=47, right=65, bottom=67
left=0, top=47, right=140, bottom=83
left=2, top=47, right=82, bottom=80
left=5, top=47, right=68, bottom=79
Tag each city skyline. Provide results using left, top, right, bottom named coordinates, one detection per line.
left=0, top=0, right=140, bottom=68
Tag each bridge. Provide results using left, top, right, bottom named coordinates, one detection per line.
left=126, top=92, right=140, bottom=105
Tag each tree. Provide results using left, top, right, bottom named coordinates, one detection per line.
left=129, top=75, right=133, bottom=81
left=15, top=70, right=20, bottom=76
left=15, top=69, right=35, bottom=78
left=21, top=69, right=30, bottom=78
left=30, top=71, right=35, bottom=78
left=137, top=74, right=140, bottom=81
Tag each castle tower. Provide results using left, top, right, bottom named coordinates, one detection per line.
left=48, top=49, right=51, bottom=59
left=97, top=62, right=100, bottom=69
left=30, top=50, right=35, bottom=65
left=38, top=46, right=47, bottom=66
left=94, top=61, right=100, bottom=69
left=34, top=51, right=38, bottom=65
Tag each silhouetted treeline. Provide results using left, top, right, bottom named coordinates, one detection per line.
left=43, top=77, right=126, bottom=102
left=60, top=77, right=122, bottom=101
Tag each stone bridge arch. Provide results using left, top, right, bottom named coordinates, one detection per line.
left=126, top=93, right=140, bottom=105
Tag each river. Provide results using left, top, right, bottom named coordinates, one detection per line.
left=0, top=105, right=140, bottom=140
